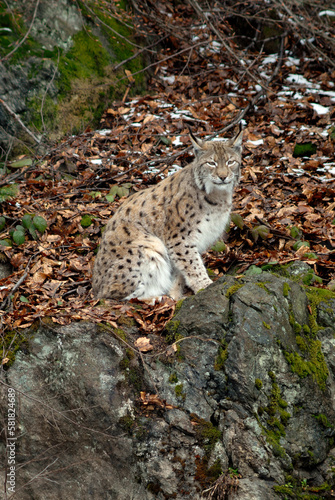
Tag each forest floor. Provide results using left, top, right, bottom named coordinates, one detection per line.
left=0, top=1, right=335, bottom=345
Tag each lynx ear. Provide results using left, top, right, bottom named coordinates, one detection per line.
left=188, top=126, right=205, bottom=152
left=231, top=122, right=243, bottom=152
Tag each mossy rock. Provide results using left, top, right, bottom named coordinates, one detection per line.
left=1, top=0, right=146, bottom=155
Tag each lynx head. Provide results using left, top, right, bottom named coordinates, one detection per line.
left=190, top=124, right=243, bottom=195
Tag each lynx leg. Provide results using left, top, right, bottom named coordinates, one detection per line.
left=168, top=272, right=185, bottom=301
left=125, top=235, right=172, bottom=302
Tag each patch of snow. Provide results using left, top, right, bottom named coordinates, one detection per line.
left=310, top=103, right=330, bottom=115
left=98, top=129, right=112, bottom=136
left=89, top=159, right=103, bottom=165
left=285, top=56, right=300, bottom=67
left=286, top=74, right=320, bottom=88
left=161, top=75, right=175, bottom=85
left=172, top=136, right=185, bottom=146
left=167, top=165, right=182, bottom=175
left=247, top=139, right=264, bottom=146
left=319, top=10, right=335, bottom=16
left=291, top=168, right=306, bottom=176
left=261, top=54, right=278, bottom=65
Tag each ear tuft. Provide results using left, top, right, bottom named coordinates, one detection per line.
left=232, top=122, right=243, bottom=152
left=188, top=125, right=205, bottom=152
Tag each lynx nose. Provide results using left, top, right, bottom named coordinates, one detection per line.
left=220, top=172, right=234, bottom=183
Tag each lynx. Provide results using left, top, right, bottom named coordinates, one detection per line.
left=92, top=124, right=243, bottom=303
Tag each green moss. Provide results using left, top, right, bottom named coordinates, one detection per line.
left=192, top=415, right=222, bottom=452
left=1, top=330, right=29, bottom=368
left=296, top=335, right=307, bottom=352
left=283, top=282, right=291, bottom=297
left=313, top=413, right=334, bottom=429
left=119, top=414, right=135, bottom=433
left=306, top=287, right=335, bottom=335
left=284, top=343, right=329, bottom=391
left=258, top=374, right=291, bottom=458
left=169, top=372, right=178, bottom=384
left=0, top=5, right=44, bottom=63
left=273, top=484, right=295, bottom=497
left=78, top=0, right=144, bottom=85
left=174, top=299, right=185, bottom=314
left=214, top=341, right=228, bottom=370
left=266, top=431, right=286, bottom=458
left=225, top=283, right=244, bottom=299
left=175, top=383, right=186, bottom=400
left=263, top=321, right=271, bottom=330
left=280, top=285, right=331, bottom=391
left=165, top=319, right=181, bottom=343
left=289, top=314, right=302, bottom=334
left=279, top=410, right=291, bottom=426
left=128, top=367, right=142, bottom=391
left=57, top=30, right=110, bottom=95
left=256, top=282, right=271, bottom=294
left=114, top=327, right=127, bottom=341
left=11, top=1, right=146, bottom=142
left=119, top=348, right=136, bottom=376
left=119, top=356, right=130, bottom=370
left=255, top=378, right=263, bottom=390
left=117, top=315, right=135, bottom=328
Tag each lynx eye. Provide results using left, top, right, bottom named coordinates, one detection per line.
left=227, top=159, right=237, bottom=167
left=207, top=161, right=217, bottom=168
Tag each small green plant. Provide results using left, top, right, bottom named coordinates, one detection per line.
left=106, top=183, right=132, bottom=202
left=228, top=467, right=239, bottom=477
left=80, top=214, right=94, bottom=227
left=289, top=225, right=302, bottom=239
left=0, top=184, right=19, bottom=203
left=0, top=214, right=47, bottom=246
left=251, top=225, right=270, bottom=242
left=211, top=240, right=226, bottom=252
left=231, top=212, right=244, bottom=229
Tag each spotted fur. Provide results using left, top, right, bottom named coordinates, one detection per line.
left=92, top=125, right=243, bottom=302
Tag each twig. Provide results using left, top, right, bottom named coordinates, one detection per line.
left=0, top=378, right=123, bottom=439
left=187, top=0, right=268, bottom=91
left=1, top=0, right=40, bottom=62
left=0, top=253, right=37, bottom=310
left=0, top=272, right=28, bottom=311
left=113, top=35, right=169, bottom=71
left=40, top=49, right=60, bottom=135
left=77, top=0, right=146, bottom=51
left=112, top=40, right=213, bottom=84
left=0, top=99, right=40, bottom=145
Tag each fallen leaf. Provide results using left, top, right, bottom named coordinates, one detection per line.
left=135, top=337, right=153, bottom=352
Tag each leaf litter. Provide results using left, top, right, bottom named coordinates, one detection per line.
left=0, top=0, right=335, bottom=351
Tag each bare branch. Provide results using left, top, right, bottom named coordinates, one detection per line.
left=0, top=99, right=40, bottom=145
left=0, top=0, right=41, bottom=63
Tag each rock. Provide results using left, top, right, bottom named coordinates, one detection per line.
left=1, top=270, right=335, bottom=498
left=0, top=0, right=143, bottom=155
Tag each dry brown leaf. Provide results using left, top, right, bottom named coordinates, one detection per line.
left=135, top=337, right=153, bottom=352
